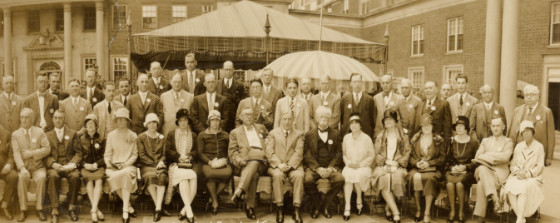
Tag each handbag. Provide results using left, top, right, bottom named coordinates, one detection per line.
left=177, top=162, right=193, bottom=169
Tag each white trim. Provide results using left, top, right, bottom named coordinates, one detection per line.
left=411, top=25, right=424, bottom=56
left=442, top=64, right=463, bottom=87
left=408, top=66, right=425, bottom=90
left=551, top=2, right=560, bottom=45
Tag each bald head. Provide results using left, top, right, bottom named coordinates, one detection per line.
left=301, top=77, right=312, bottom=94
left=223, top=61, right=234, bottom=79
left=380, top=74, right=392, bottom=93
left=400, top=78, right=413, bottom=97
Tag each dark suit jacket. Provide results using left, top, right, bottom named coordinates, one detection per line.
left=165, top=129, right=197, bottom=165
left=80, top=87, right=105, bottom=108
left=50, top=89, right=70, bottom=101
left=23, top=92, right=59, bottom=132
left=0, top=125, right=13, bottom=169
left=303, top=127, right=342, bottom=171
left=45, top=126, right=80, bottom=168
left=126, top=92, right=164, bottom=134
left=413, top=96, right=452, bottom=139
left=189, top=93, right=229, bottom=133
left=469, top=102, right=507, bottom=141
left=76, top=132, right=105, bottom=168
left=216, top=78, right=247, bottom=132
left=340, top=92, right=377, bottom=139
left=179, top=69, right=205, bottom=96
left=263, top=85, right=283, bottom=116
left=147, top=76, right=171, bottom=97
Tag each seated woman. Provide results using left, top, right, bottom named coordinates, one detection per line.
left=165, top=109, right=198, bottom=223
left=197, top=110, right=232, bottom=215
left=104, top=108, right=138, bottom=223
left=341, top=113, right=374, bottom=221
left=502, top=120, right=545, bottom=223
left=408, top=114, right=445, bottom=223
left=371, top=110, right=411, bottom=223
left=137, top=113, right=169, bottom=222
left=78, top=114, right=106, bottom=223
left=445, top=116, right=478, bottom=223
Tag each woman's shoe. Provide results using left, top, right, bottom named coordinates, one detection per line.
left=423, top=215, right=431, bottom=223
left=356, top=203, right=363, bottom=216
left=91, top=211, right=98, bottom=223
left=122, top=212, right=129, bottom=223
left=393, top=214, right=401, bottom=223
left=178, top=213, right=186, bottom=221
left=458, top=216, right=465, bottom=223
left=414, top=211, right=422, bottom=222
left=212, top=207, right=218, bottom=216
left=96, top=210, right=105, bottom=222
left=385, top=211, right=393, bottom=221
left=343, top=210, right=350, bottom=221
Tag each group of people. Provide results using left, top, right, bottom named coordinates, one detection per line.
left=0, top=53, right=553, bottom=223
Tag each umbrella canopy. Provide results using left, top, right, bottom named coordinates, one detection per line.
left=261, top=51, right=378, bottom=82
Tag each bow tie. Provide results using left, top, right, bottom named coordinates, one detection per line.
left=318, top=128, right=328, bottom=133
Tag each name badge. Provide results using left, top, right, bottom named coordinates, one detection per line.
left=536, top=115, right=541, bottom=121
left=195, top=78, right=200, bottom=83
left=431, top=106, right=436, bottom=111
left=159, top=85, right=164, bottom=89
left=64, top=135, right=69, bottom=140
left=347, top=104, right=352, bottom=109
left=494, top=110, right=499, bottom=115
left=11, top=101, right=16, bottom=106
left=328, top=139, right=333, bottom=144
left=95, top=143, right=100, bottom=149
left=92, top=97, right=97, bottom=102
left=214, top=102, right=219, bottom=107
left=146, top=98, right=151, bottom=104
left=323, top=101, right=328, bottom=106
left=466, top=102, right=471, bottom=107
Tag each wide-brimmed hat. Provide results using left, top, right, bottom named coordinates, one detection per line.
left=519, top=120, right=535, bottom=133
left=452, top=116, right=469, bottom=131
left=84, top=113, right=98, bottom=126
left=143, top=113, right=160, bottom=128
left=419, top=114, right=434, bottom=127
left=113, top=108, right=130, bottom=121
left=175, top=108, right=190, bottom=126
left=382, top=109, right=398, bottom=126
left=206, top=110, right=221, bottom=124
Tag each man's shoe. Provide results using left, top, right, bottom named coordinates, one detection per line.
left=323, top=208, right=332, bottom=219
left=2, top=207, right=13, bottom=220
left=69, top=210, right=79, bottom=221
left=51, top=214, right=59, bottom=223
left=276, top=206, right=284, bottom=223
left=17, top=211, right=26, bottom=222
left=293, top=207, right=303, bottom=223
left=245, top=208, right=256, bottom=220
left=311, top=209, right=319, bottom=219
left=153, top=210, right=161, bottom=222
left=37, top=210, right=47, bottom=221
left=161, top=208, right=171, bottom=217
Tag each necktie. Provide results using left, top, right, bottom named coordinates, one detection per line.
left=527, top=107, right=533, bottom=117
left=290, top=98, right=295, bottom=110
left=175, top=93, right=180, bottom=107
left=88, top=88, right=92, bottom=101
left=226, top=79, right=231, bottom=89
left=108, top=102, right=112, bottom=114
left=284, top=131, right=289, bottom=138
left=459, top=95, right=464, bottom=106
left=123, top=95, right=127, bottom=105
left=57, top=130, right=63, bottom=142
left=189, top=72, right=195, bottom=91
left=209, top=95, right=214, bottom=111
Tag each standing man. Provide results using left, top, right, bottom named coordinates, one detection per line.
left=160, top=73, right=194, bottom=135
left=340, top=73, right=376, bottom=139
left=80, top=68, right=105, bottom=108
left=190, top=73, right=229, bottom=133
left=440, top=83, right=452, bottom=101
left=507, top=84, right=555, bottom=166
left=373, top=75, right=404, bottom=136
left=274, top=79, right=310, bottom=133
left=398, top=78, right=422, bottom=134
left=299, top=78, right=314, bottom=103
left=147, top=61, right=171, bottom=96
left=12, top=108, right=51, bottom=222
left=23, top=72, right=59, bottom=132
left=266, top=111, right=305, bottom=223
left=469, top=85, right=506, bottom=142
left=216, top=61, right=246, bottom=132
left=45, top=110, right=80, bottom=223
left=303, top=106, right=344, bottom=219
left=261, top=68, right=283, bottom=114
left=93, top=81, right=124, bottom=140
left=0, top=125, right=18, bottom=220
left=413, top=81, right=452, bottom=138
left=0, top=75, right=23, bottom=133
left=115, top=78, right=132, bottom=107
left=309, top=75, right=340, bottom=130
left=126, top=74, right=164, bottom=134
left=180, top=53, right=205, bottom=95
left=59, top=79, right=92, bottom=132
left=447, top=74, right=478, bottom=124
left=235, top=79, right=274, bottom=130
left=48, top=73, right=69, bottom=101
left=229, top=108, right=269, bottom=221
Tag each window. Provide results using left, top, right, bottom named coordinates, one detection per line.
left=0, top=59, right=16, bottom=76
left=112, top=57, right=128, bottom=80
left=83, top=7, right=96, bottom=30
left=327, top=6, right=332, bottom=13
left=28, top=10, right=40, bottom=33
left=1, top=16, right=4, bottom=36
left=361, top=2, right=368, bottom=15
left=551, top=3, right=560, bottom=44
left=447, top=17, right=463, bottom=52
left=55, top=8, right=64, bottom=32
left=408, top=67, right=425, bottom=90
left=172, top=5, right=187, bottom=23
left=113, top=5, right=127, bottom=30
left=411, top=25, right=424, bottom=56
left=442, top=64, right=464, bottom=87
left=201, top=5, right=214, bottom=14
left=83, top=57, right=97, bottom=72
left=142, top=5, right=157, bottom=29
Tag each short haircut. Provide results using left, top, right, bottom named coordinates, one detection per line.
left=425, top=80, right=439, bottom=88
left=249, top=78, right=263, bottom=86
left=49, top=72, right=60, bottom=80
left=21, top=107, right=34, bottom=117
left=285, top=78, right=299, bottom=87
left=67, top=78, right=80, bottom=86
left=491, top=117, right=504, bottom=125
left=523, top=84, right=539, bottom=95
left=171, top=73, right=183, bottom=81
left=37, top=72, right=49, bottom=78
left=150, top=61, right=161, bottom=68
left=400, top=78, right=413, bottom=87
left=349, top=73, right=363, bottom=81
left=204, top=72, right=216, bottom=82
left=315, top=106, right=332, bottom=118
left=455, top=74, right=468, bottom=83
left=54, top=109, right=65, bottom=116
left=104, top=81, right=116, bottom=89
left=320, top=75, right=331, bottom=82
left=281, top=110, right=294, bottom=119
left=138, top=73, right=149, bottom=80
left=185, top=53, right=196, bottom=61
left=262, top=68, right=273, bottom=75
left=479, top=85, right=494, bottom=94
left=3, top=75, right=14, bottom=82
left=85, top=68, right=97, bottom=75
left=118, top=77, right=131, bottom=86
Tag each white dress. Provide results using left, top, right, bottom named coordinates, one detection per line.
left=341, top=132, right=374, bottom=191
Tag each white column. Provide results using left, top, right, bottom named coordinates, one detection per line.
left=483, top=0, right=501, bottom=101
left=499, top=0, right=519, bottom=125
left=64, top=3, right=72, bottom=79
left=3, top=8, right=12, bottom=76
left=95, top=1, right=105, bottom=77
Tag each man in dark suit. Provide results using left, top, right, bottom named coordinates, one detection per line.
left=116, top=78, right=132, bottom=107
left=45, top=110, right=80, bottom=223
left=180, top=53, right=205, bottom=95
left=189, top=73, right=229, bottom=133
left=80, top=68, right=105, bottom=108
left=147, top=61, right=171, bottom=96
left=126, top=74, right=164, bottom=134
left=0, top=75, right=24, bottom=133
left=469, top=85, right=506, bottom=142
left=340, top=73, right=376, bottom=139
left=235, top=79, right=274, bottom=130
left=309, top=75, right=340, bottom=130
left=48, top=73, right=69, bottom=101
left=413, top=81, right=452, bottom=138
left=303, top=106, right=343, bottom=219
left=0, top=125, right=19, bottom=220
left=260, top=68, right=283, bottom=115
left=216, top=61, right=246, bottom=132
left=23, top=72, right=59, bottom=132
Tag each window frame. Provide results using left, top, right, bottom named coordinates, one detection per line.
left=113, top=5, right=127, bottom=30
left=172, top=5, right=187, bottom=23
left=408, top=66, right=425, bottom=91
left=82, top=56, right=97, bottom=77
left=27, top=10, right=41, bottom=34
left=55, top=8, right=64, bottom=32
left=142, top=5, right=158, bottom=30
left=447, top=17, right=463, bottom=53
left=550, top=2, right=560, bottom=45
left=201, top=5, right=214, bottom=14
left=83, top=7, right=96, bottom=31
left=111, top=56, right=129, bottom=81
left=411, top=25, right=424, bottom=56
left=442, top=64, right=464, bottom=88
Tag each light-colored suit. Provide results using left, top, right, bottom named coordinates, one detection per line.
left=265, top=127, right=304, bottom=206
left=274, top=96, right=310, bottom=133
left=507, top=103, right=555, bottom=162
left=398, top=94, right=422, bottom=133
left=23, top=92, right=59, bottom=132
left=0, top=93, right=23, bottom=132
left=469, top=102, right=507, bottom=142
left=160, top=89, right=193, bottom=135
left=93, top=100, right=124, bottom=140
left=447, top=93, right=478, bottom=124
left=235, top=97, right=273, bottom=130
left=12, top=126, right=51, bottom=210
left=59, top=96, right=92, bottom=132
left=473, top=135, right=513, bottom=217
left=373, top=91, right=404, bottom=136
left=308, top=92, right=341, bottom=130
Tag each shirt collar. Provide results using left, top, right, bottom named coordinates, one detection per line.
left=484, top=101, right=494, bottom=108
left=55, top=127, right=64, bottom=133
left=404, top=93, right=413, bottom=102
left=528, top=102, right=538, bottom=110
left=4, top=91, right=12, bottom=99
left=281, top=127, right=291, bottom=134
left=353, top=91, right=362, bottom=98
left=320, top=91, right=330, bottom=97
left=139, top=91, right=148, bottom=97
left=88, top=86, right=96, bottom=92
left=206, top=92, right=215, bottom=97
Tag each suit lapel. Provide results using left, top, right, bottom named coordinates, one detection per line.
left=200, top=95, right=209, bottom=112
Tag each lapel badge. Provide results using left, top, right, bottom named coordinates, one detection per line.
left=31, top=138, right=37, bottom=143
left=431, top=106, right=436, bottom=111
left=146, top=98, right=151, bottom=104
left=92, top=97, right=97, bottom=102
left=95, top=143, right=100, bottom=148
left=328, top=139, right=333, bottom=144
left=348, top=104, right=352, bottom=109
left=323, top=101, right=328, bottom=106
left=11, top=101, right=16, bottom=106
left=494, top=110, right=499, bottom=115
left=64, top=135, right=69, bottom=140
left=536, top=115, right=541, bottom=121
left=50, top=108, right=54, bottom=113
left=214, top=102, right=219, bottom=107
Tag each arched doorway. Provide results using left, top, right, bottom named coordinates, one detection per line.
left=39, top=61, right=63, bottom=89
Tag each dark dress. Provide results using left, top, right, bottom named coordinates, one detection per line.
left=445, top=136, right=478, bottom=187
left=78, top=132, right=106, bottom=181
left=407, top=132, right=446, bottom=197
left=137, top=132, right=169, bottom=186
left=197, top=129, right=232, bottom=182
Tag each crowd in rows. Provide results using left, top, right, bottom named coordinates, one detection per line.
left=0, top=53, right=554, bottom=223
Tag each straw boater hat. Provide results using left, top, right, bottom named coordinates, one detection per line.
left=143, top=113, right=159, bottom=128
